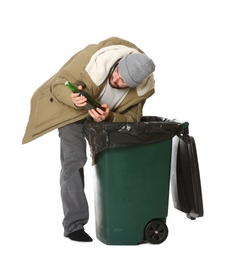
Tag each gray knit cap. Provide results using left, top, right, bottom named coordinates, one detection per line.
left=118, top=53, right=155, bottom=88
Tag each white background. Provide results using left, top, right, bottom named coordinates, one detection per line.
left=1, top=0, right=226, bottom=259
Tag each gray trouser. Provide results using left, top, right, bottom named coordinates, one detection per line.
left=58, top=120, right=88, bottom=237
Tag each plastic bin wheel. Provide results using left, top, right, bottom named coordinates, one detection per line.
left=145, top=219, right=168, bottom=244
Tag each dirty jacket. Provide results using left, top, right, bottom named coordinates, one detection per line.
left=22, top=37, right=155, bottom=144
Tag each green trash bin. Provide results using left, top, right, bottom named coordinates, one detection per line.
left=84, top=116, right=187, bottom=245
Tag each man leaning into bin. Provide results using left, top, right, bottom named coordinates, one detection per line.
left=22, top=37, right=156, bottom=242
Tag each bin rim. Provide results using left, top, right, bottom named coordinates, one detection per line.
left=84, top=116, right=189, bottom=165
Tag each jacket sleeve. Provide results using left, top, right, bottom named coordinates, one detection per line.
left=108, top=101, right=145, bottom=123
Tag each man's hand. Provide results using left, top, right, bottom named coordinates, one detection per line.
left=88, top=104, right=112, bottom=122
left=71, top=86, right=87, bottom=107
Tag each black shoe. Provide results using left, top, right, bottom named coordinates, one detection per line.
left=67, top=229, right=93, bottom=242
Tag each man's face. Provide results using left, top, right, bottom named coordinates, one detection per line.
left=109, top=66, right=129, bottom=89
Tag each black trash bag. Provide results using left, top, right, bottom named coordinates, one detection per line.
left=84, top=116, right=188, bottom=165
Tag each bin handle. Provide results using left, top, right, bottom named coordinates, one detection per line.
left=173, top=119, right=189, bottom=136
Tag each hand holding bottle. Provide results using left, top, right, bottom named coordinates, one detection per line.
left=70, top=86, right=87, bottom=108
left=66, top=81, right=105, bottom=111
left=71, top=90, right=112, bottom=121
left=88, top=104, right=113, bottom=122
left=66, top=81, right=111, bottom=121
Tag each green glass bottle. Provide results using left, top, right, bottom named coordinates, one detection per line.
left=65, top=81, right=105, bottom=111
